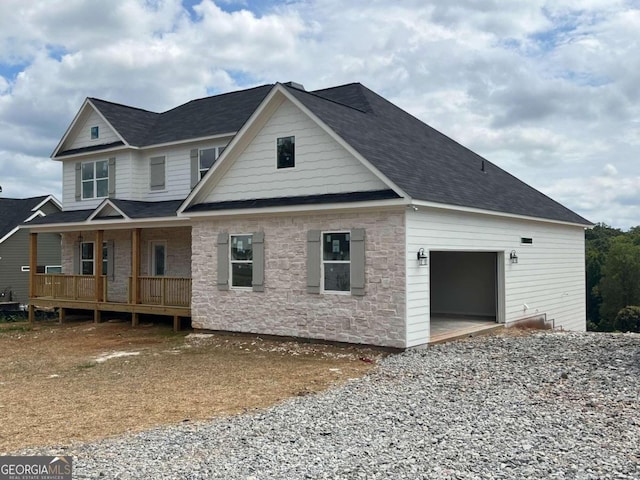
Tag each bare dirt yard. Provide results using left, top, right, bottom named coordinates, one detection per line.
left=0, top=319, right=382, bottom=453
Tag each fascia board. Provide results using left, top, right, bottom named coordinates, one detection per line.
left=181, top=197, right=410, bottom=219
left=281, top=88, right=408, bottom=199
left=51, top=99, right=130, bottom=158
left=178, top=85, right=284, bottom=214
left=87, top=199, right=129, bottom=221
left=411, top=199, right=593, bottom=228
left=31, top=195, right=62, bottom=212
left=26, top=217, right=191, bottom=233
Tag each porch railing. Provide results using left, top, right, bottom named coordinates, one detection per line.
left=33, top=274, right=191, bottom=308
left=129, top=277, right=191, bottom=307
left=33, top=274, right=100, bottom=300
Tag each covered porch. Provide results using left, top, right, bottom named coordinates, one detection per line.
left=28, top=226, right=191, bottom=331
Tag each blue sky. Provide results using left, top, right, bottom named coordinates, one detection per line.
left=0, top=0, right=639, bottom=228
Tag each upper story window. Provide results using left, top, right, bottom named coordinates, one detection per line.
left=82, top=160, right=109, bottom=199
left=322, top=232, right=350, bottom=292
left=90, top=126, right=99, bottom=139
left=277, top=136, right=295, bottom=169
left=150, top=156, right=166, bottom=191
left=230, top=234, right=253, bottom=288
left=199, top=146, right=225, bottom=179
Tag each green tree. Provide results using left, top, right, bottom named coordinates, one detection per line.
left=585, top=223, right=623, bottom=328
left=598, top=236, right=640, bottom=327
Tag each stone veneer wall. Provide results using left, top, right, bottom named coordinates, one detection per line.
left=191, top=209, right=406, bottom=348
left=61, top=227, right=191, bottom=303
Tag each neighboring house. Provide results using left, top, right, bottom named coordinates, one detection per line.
left=0, top=196, right=62, bottom=305
left=26, top=81, right=591, bottom=348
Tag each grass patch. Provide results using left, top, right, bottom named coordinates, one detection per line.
left=0, top=320, right=382, bottom=453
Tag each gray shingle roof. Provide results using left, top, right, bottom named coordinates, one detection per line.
left=185, top=190, right=399, bottom=213
left=71, top=85, right=273, bottom=153
left=0, top=196, right=52, bottom=239
left=285, top=83, right=591, bottom=225
left=26, top=209, right=93, bottom=226
left=55, top=82, right=590, bottom=225
left=110, top=199, right=183, bottom=218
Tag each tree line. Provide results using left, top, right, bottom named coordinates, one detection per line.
left=586, top=224, right=640, bottom=332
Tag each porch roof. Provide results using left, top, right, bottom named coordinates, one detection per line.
left=184, top=189, right=400, bottom=213
left=24, top=199, right=184, bottom=227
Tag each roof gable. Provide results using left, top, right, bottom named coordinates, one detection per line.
left=0, top=196, right=61, bottom=243
left=286, top=84, right=591, bottom=225
left=53, top=100, right=128, bottom=158
left=180, top=85, right=402, bottom=211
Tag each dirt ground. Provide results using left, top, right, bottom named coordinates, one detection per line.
left=0, top=319, right=383, bottom=453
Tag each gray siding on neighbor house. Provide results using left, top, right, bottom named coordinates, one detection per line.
left=0, top=230, right=61, bottom=305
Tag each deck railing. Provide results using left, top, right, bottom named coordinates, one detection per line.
left=33, top=274, right=99, bottom=300
left=34, top=274, right=191, bottom=308
left=129, top=276, right=191, bottom=307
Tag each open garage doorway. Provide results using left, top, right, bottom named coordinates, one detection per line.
left=429, top=251, right=504, bottom=342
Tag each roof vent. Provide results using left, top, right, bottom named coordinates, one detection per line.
left=283, top=81, right=305, bottom=91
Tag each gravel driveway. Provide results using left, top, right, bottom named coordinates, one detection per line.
left=25, top=331, right=639, bottom=479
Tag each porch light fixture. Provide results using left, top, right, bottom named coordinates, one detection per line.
left=417, top=248, right=428, bottom=266
left=510, top=250, right=518, bottom=264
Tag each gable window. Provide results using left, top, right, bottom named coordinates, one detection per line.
left=277, top=136, right=295, bottom=169
left=82, top=160, right=109, bottom=199
left=90, top=126, right=99, bottom=139
left=150, top=156, right=166, bottom=191
left=80, top=241, right=108, bottom=275
left=199, top=147, right=223, bottom=179
left=322, top=232, right=350, bottom=292
left=150, top=241, right=166, bottom=276
left=230, top=234, right=253, bottom=288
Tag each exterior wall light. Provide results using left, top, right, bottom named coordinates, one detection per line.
left=510, top=250, right=518, bottom=264
left=417, top=248, right=428, bottom=266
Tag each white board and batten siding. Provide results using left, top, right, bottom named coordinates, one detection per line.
left=406, top=208, right=586, bottom=347
left=63, top=109, right=119, bottom=151
left=204, top=99, right=387, bottom=203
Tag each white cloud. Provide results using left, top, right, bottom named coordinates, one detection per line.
left=0, top=0, right=638, bottom=228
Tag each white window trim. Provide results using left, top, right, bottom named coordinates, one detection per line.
left=276, top=136, right=296, bottom=170
left=91, top=126, right=99, bottom=139
left=229, top=233, right=253, bottom=290
left=320, top=231, right=351, bottom=295
left=21, top=266, right=30, bottom=272
left=81, top=160, right=109, bottom=200
left=45, top=266, right=62, bottom=274
left=199, top=146, right=226, bottom=179
left=149, top=240, right=167, bottom=276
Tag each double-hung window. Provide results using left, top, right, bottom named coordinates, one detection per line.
left=82, top=160, right=109, bottom=199
left=199, top=146, right=226, bottom=179
left=230, top=234, right=253, bottom=288
left=80, top=241, right=108, bottom=275
left=322, top=232, right=350, bottom=292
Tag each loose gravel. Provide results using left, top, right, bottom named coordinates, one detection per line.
left=21, top=331, right=640, bottom=479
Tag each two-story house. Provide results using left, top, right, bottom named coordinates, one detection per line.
left=27, top=81, right=591, bottom=348
left=0, top=195, right=61, bottom=306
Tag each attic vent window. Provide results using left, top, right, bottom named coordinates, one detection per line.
left=521, top=237, right=533, bottom=244
left=277, top=136, right=295, bottom=169
left=91, top=126, right=99, bottom=139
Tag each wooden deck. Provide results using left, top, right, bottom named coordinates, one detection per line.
left=30, top=274, right=191, bottom=331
